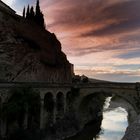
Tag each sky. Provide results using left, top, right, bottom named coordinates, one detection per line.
left=2, top=0, right=140, bottom=82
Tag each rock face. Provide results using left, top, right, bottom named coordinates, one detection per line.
left=0, top=9, right=73, bottom=83
left=122, top=115, right=140, bottom=140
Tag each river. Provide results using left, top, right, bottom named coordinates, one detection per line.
left=96, top=97, right=128, bottom=140
left=66, top=97, right=128, bottom=140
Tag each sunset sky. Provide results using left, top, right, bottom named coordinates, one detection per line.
left=3, top=0, right=140, bottom=82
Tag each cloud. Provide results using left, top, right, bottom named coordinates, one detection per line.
left=74, top=65, right=140, bottom=82
left=80, top=0, right=140, bottom=37
left=81, top=19, right=140, bottom=37
left=116, top=50, right=140, bottom=59
left=46, top=0, right=140, bottom=36
left=115, top=64, right=140, bottom=70
left=42, top=0, right=140, bottom=82
left=42, top=0, right=140, bottom=59
left=10, top=0, right=140, bottom=82
left=68, top=42, right=140, bottom=56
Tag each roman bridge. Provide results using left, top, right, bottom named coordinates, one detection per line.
left=0, top=82, right=140, bottom=137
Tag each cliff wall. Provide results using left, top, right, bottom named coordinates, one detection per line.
left=0, top=11, right=73, bottom=83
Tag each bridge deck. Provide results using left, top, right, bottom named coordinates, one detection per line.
left=0, top=82, right=138, bottom=89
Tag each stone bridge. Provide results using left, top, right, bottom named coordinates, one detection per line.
left=0, top=82, right=140, bottom=137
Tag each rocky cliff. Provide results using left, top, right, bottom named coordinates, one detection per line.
left=0, top=10, right=73, bottom=83
left=122, top=115, right=140, bottom=140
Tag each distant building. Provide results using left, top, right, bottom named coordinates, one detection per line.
left=0, top=0, right=15, bottom=15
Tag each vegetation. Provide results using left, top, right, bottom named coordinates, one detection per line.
left=23, top=0, right=45, bottom=29
left=81, top=75, right=89, bottom=83
left=26, top=5, right=30, bottom=19
left=23, top=7, right=25, bottom=18
left=72, top=75, right=89, bottom=83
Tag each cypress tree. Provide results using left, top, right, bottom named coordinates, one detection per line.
left=23, top=6, right=25, bottom=18
left=36, top=0, right=41, bottom=16
left=23, top=1, right=45, bottom=28
left=35, top=0, right=45, bottom=28
left=30, top=6, right=35, bottom=19
left=26, top=5, right=30, bottom=19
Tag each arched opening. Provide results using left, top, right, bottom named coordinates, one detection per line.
left=44, top=92, right=54, bottom=113
left=27, top=92, right=41, bottom=130
left=56, top=92, right=64, bottom=119
left=70, top=92, right=136, bottom=140
left=44, top=92, right=54, bottom=126
left=109, top=95, right=137, bottom=123
left=96, top=96, right=129, bottom=140
left=77, top=91, right=138, bottom=140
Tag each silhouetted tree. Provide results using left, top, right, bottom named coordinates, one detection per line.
left=23, top=6, right=25, bottom=18
left=26, top=5, right=30, bottom=19
left=23, top=0, right=45, bottom=28
left=36, top=0, right=41, bottom=16
left=30, top=6, right=35, bottom=19
left=35, top=0, right=45, bottom=28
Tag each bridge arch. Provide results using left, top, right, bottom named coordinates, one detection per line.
left=110, top=95, right=138, bottom=123
left=78, top=89, right=138, bottom=126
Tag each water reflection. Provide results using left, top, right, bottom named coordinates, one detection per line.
left=96, top=107, right=128, bottom=140
left=95, top=97, right=128, bottom=140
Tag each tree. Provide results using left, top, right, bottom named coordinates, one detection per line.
left=36, top=0, right=41, bottom=16
left=81, top=75, right=89, bottom=83
left=30, top=6, right=35, bottom=19
left=35, top=0, right=45, bottom=28
left=23, top=0, right=45, bottom=29
left=26, top=5, right=30, bottom=19
left=23, top=7, right=25, bottom=18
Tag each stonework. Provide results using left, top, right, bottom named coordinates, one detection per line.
left=0, top=82, right=139, bottom=139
